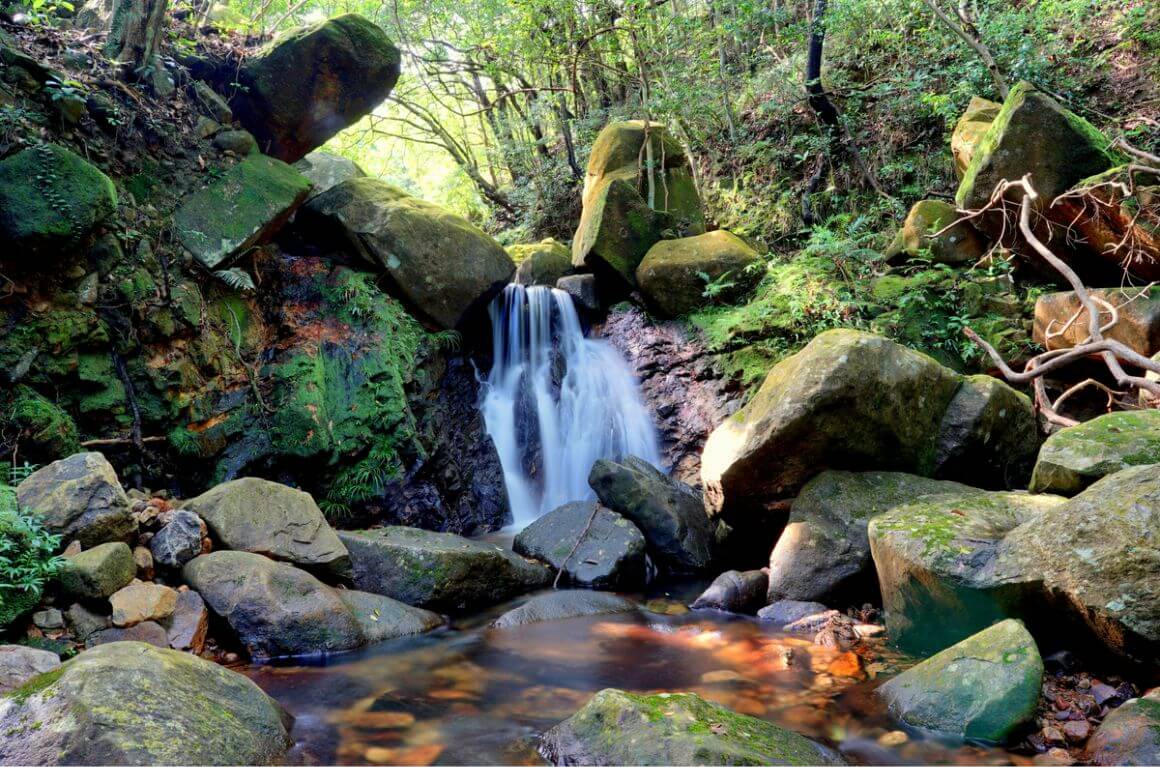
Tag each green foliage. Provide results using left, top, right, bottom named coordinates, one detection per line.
left=0, top=484, right=63, bottom=629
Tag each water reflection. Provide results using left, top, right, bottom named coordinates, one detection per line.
left=244, top=588, right=1013, bottom=766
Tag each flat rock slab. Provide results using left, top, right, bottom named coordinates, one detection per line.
left=493, top=591, right=638, bottom=629
left=513, top=501, right=647, bottom=590
left=878, top=619, right=1043, bottom=744
left=540, top=689, right=843, bottom=765
left=339, top=526, right=550, bottom=612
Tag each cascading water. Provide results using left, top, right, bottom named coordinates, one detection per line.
left=480, top=283, right=661, bottom=527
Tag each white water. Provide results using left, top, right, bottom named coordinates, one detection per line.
left=480, top=284, right=662, bottom=527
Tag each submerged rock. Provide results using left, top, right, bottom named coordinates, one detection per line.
left=231, top=14, right=401, bottom=162
left=513, top=501, right=647, bottom=590
left=589, top=456, right=714, bottom=573
left=17, top=452, right=135, bottom=548
left=879, top=619, right=1043, bottom=744
left=57, top=541, right=136, bottom=599
left=1085, top=695, right=1160, bottom=765
left=540, top=689, right=843, bottom=765
left=299, top=177, right=514, bottom=328
left=184, top=550, right=439, bottom=658
left=493, top=591, right=638, bottom=629
left=338, top=526, right=551, bottom=612
left=757, top=600, right=831, bottom=627
left=1029, top=410, right=1160, bottom=495
left=636, top=230, right=762, bottom=317
left=184, top=477, right=350, bottom=574
left=690, top=569, right=768, bottom=614
left=0, top=641, right=293, bottom=765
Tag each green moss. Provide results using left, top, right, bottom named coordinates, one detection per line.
left=4, top=385, right=80, bottom=459
left=4, top=666, right=64, bottom=705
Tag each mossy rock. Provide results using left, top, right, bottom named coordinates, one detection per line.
left=1085, top=696, right=1160, bottom=765
left=879, top=619, right=1042, bottom=744
left=57, top=542, right=136, bottom=599
left=932, top=374, right=1039, bottom=488
left=0, top=386, right=80, bottom=463
left=540, top=689, right=843, bottom=765
left=956, top=81, right=1119, bottom=215
left=1029, top=410, right=1160, bottom=495
left=232, top=14, right=401, bottom=162
left=0, top=143, right=116, bottom=256
left=16, top=452, right=135, bottom=549
left=884, top=200, right=986, bottom=265
left=0, top=641, right=293, bottom=764
left=636, top=230, right=762, bottom=318
left=294, top=150, right=366, bottom=199
left=951, top=96, right=1001, bottom=178
left=173, top=154, right=312, bottom=269
left=513, top=501, right=647, bottom=590
left=509, top=238, right=572, bottom=287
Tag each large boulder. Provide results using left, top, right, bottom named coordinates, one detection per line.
left=0, top=642, right=293, bottom=765
left=768, top=471, right=973, bottom=604
left=0, top=645, right=60, bottom=694
left=230, top=14, right=401, bottom=163
left=513, top=501, right=647, bottom=590
left=299, top=177, right=515, bottom=329
left=338, top=526, right=551, bottom=612
left=589, top=456, right=714, bottom=574
left=878, top=619, right=1043, bottom=744
left=884, top=199, right=987, bottom=265
left=509, top=238, right=572, bottom=287
left=955, top=81, right=1117, bottom=225
left=868, top=486, right=1064, bottom=654
left=173, top=154, right=312, bottom=270
left=701, top=330, right=1033, bottom=555
left=492, top=591, right=638, bottom=629
left=16, top=452, right=135, bottom=548
left=183, top=550, right=439, bottom=658
left=635, top=230, right=762, bottom=317
left=57, top=541, right=136, bottom=599
left=540, top=689, right=843, bottom=765
left=1002, top=464, right=1160, bottom=670
left=1085, top=695, right=1160, bottom=766
left=1034, top=287, right=1160, bottom=357
left=0, top=144, right=117, bottom=257
left=183, top=477, right=350, bottom=574
left=951, top=96, right=1001, bottom=178
left=294, top=150, right=366, bottom=199
left=1029, top=410, right=1160, bottom=495
left=572, top=121, right=704, bottom=286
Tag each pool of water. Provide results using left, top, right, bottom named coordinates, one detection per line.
left=242, top=579, right=1014, bottom=766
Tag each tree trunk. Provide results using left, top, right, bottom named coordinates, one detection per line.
left=105, top=0, right=168, bottom=73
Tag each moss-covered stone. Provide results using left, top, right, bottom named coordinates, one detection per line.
left=636, top=230, right=762, bottom=318
left=0, top=641, right=293, bottom=764
left=57, top=541, right=135, bottom=599
left=1, top=386, right=80, bottom=463
left=884, top=199, right=986, bottom=265
left=0, top=143, right=116, bottom=255
left=932, top=374, right=1039, bottom=487
left=16, top=452, right=135, bottom=548
left=509, top=238, right=572, bottom=287
left=1029, top=410, right=1160, bottom=495
left=1085, top=696, right=1160, bottom=765
left=879, top=619, right=1042, bottom=744
left=951, top=96, right=1001, bottom=178
left=173, top=154, right=312, bottom=269
left=540, top=689, right=843, bottom=765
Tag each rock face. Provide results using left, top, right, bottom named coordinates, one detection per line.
left=1085, top=696, right=1160, bottom=766
left=951, top=96, right=1001, bottom=178
left=300, top=177, right=515, bottom=328
left=878, top=619, right=1043, bottom=744
left=540, top=689, right=843, bottom=765
left=868, top=486, right=1064, bottom=654
left=572, top=121, right=704, bottom=285
left=294, top=151, right=366, bottom=198
left=602, top=304, right=740, bottom=486
left=1029, top=410, right=1160, bottom=495
left=17, top=452, right=135, bottom=548
left=701, top=330, right=1033, bottom=555
left=338, top=527, right=551, bottom=612
left=510, top=238, right=572, bottom=287
left=58, top=541, right=136, bottom=598
left=690, top=569, right=768, bottom=614
left=956, top=81, right=1117, bottom=222
left=1034, top=287, right=1160, bottom=357
left=184, top=477, right=350, bottom=573
left=768, top=471, right=972, bottom=604
left=173, top=154, right=312, bottom=269
left=493, top=591, right=638, bottom=629
left=1002, top=465, right=1160, bottom=669
left=0, top=641, right=293, bottom=765
left=231, top=14, right=401, bottom=163
left=589, top=456, right=714, bottom=573
left=0, top=646, right=60, bottom=694
left=884, top=199, right=986, bottom=265
left=636, top=230, right=762, bottom=317
left=0, top=144, right=117, bottom=255
left=184, top=550, right=439, bottom=658
left=513, top=501, right=647, bottom=590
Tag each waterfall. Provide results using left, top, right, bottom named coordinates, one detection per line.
left=480, top=284, right=662, bottom=527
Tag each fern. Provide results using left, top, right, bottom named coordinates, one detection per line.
left=213, top=268, right=256, bottom=293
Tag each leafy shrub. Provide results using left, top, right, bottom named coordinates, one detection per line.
left=0, top=483, right=63, bottom=630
